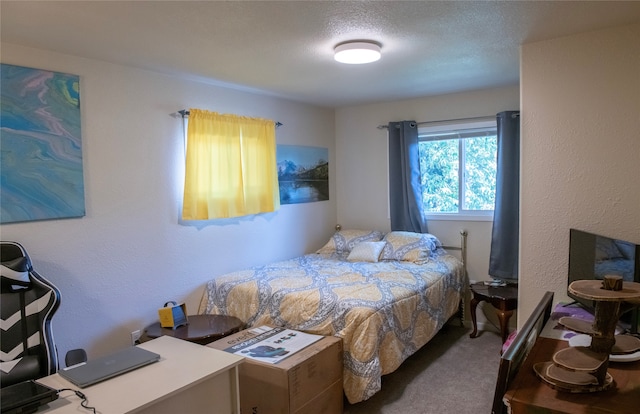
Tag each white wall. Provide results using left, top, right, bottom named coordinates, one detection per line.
left=0, top=43, right=336, bottom=359
left=334, top=86, right=520, bottom=328
left=519, top=23, right=640, bottom=327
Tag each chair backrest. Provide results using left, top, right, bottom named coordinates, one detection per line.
left=1, top=241, right=61, bottom=387
left=491, top=291, right=554, bottom=414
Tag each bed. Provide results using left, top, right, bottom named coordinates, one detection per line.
left=198, top=228, right=467, bottom=403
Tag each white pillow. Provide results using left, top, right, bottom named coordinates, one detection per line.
left=347, top=241, right=387, bottom=263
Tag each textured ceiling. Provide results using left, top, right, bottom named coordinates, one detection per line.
left=2, top=1, right=640, bottom=108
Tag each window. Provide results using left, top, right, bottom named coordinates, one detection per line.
left=418, top=120, right=497, bottom=220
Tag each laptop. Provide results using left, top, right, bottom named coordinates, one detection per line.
left=59, top=346, right=160, bottom=388
left=0, top=380, right=58, bottom=414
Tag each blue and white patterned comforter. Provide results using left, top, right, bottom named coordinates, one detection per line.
left=199, top=249, right=464, bottom=403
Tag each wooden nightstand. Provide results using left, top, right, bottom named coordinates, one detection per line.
left=469, top=282, right=518, bottom=343
left=142, top=314, right=244, bottom=345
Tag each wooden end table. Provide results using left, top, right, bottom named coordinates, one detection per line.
left=142, top=314, right=244, bottom=345
left=469, top=282, right=518, bottom=343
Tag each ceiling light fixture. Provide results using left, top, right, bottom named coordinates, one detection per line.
left=334, top=41, right=381, bottom=64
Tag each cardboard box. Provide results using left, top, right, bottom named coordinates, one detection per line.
left=208, top=327, right=343, bottom=414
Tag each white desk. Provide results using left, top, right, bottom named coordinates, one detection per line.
left=36, top=336, right=244, bottom=414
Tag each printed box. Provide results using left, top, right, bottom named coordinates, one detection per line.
left=208, top=326, right=343, bottom=414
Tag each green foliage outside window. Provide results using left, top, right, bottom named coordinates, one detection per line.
left=464, top=136, right=497, bottom=210
left=419, top=140, right=458, bottom=212
left=419, top=134, right=497, bottom=213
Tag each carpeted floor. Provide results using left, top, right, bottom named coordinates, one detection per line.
left=344, top=323, right=503, bottom=414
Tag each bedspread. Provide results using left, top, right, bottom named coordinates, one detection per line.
left=198, top=250, right=465, bottom=403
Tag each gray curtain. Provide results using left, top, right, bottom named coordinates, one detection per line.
left=388, top=121, right=428, bottom=233
left=488, top=111, right=520, bottom=281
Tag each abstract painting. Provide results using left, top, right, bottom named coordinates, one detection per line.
left=277, top=145, right=328, bottom=205
left=1, top=64, right=85, bottom=223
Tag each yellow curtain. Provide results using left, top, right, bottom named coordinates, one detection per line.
left=182, top=109, right=280, bottom=220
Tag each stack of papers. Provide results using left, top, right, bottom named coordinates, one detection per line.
left=221, top=326, right=322, bottom=364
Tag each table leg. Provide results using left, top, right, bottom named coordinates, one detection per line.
left=469, top=296, right=481, bottom=338
left=497, top=309, right=514, bottom=343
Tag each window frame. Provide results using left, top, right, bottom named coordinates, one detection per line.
left=418, top=120, right=497, bottom=222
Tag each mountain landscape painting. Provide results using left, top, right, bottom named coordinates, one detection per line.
left=277, top=145, right=328, bottom=205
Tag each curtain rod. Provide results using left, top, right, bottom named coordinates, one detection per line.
left=377, top=115, right=512, bottom=130
left=170, top=109, right=282, bottom=128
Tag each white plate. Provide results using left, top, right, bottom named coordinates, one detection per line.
left=610, top=350, right=640, bottom=362
left=568, top=334, right=640, bottom=362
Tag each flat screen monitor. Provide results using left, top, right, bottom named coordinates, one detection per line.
left=568, top=228, right=639, bottom=333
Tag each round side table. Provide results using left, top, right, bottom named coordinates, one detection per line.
left=469, top=282, right=518, bottom=344
left=142, top=314, right=244, bottom=345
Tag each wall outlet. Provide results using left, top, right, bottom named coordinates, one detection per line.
left=131, top=329, right=141, bottom=345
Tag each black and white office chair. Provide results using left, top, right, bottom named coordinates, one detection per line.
left=1, top=241, right=61, bottom=387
